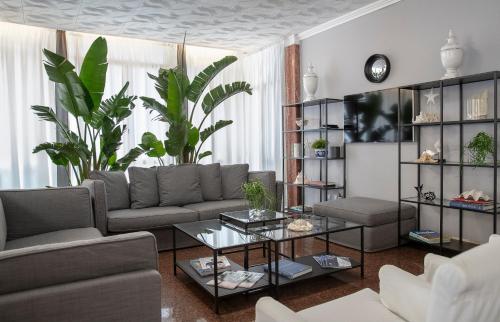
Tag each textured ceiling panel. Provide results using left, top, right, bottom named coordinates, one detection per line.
left=0, top=0, right=377, bottom=51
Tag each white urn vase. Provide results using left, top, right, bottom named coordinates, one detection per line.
left=303, top=63, right=318, bottom=101
left=440, top=29, right=464, bottom=79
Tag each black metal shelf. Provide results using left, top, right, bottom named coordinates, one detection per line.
left=400, top=161, right=499, bottom=168
left=401, top=118, right=496, bottom=127
left=397, top=70, right=498, bottom=254
left=283, top=98, right=343, bottom=108
left=285, top=157, right=344, bottom=161
left=282, top=98, right=347, bottom=214
left=401, top=235, right=478, bottom=253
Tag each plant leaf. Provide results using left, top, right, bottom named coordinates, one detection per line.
left=79, top=37, right=108, bottom=111
left=96, top=82, right=136, bottom=126
left=200, top=120, right=233, bottom=142
left=141, top=96, right=168, bottom=122
left=201, top=82, right=252, bottom=115
left=197, top=151, right=212, bottom=161
left=31, top=105, right=79, bottom=143
left=33, top=142, right=81, bottom=166
left=187, top=56, right=237, bottom=104
left=140, top=132, right=166, bottom=158
left=167, top=69, right=184, bottom=121
left=42, top=48, right=92, bottom=117
left=111, top=147, right=145, bottom=171
left=148, top=68, right=168, bottom=101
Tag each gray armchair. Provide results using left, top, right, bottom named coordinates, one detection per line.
left=0, top=187, right=161, bottom=322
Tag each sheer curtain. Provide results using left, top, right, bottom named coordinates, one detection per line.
left=0, top=22, right=57, bottom=188
left=66, top=32, right=177, bottom=167
left=186, top=43, right=284, bottom=174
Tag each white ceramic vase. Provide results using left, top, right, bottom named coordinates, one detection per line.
left=303, top=63, right=318, bottom=101
left=440, top=30, right=464, bottom=79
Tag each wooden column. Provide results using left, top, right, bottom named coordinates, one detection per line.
left=284, top=44, right=301, bottom=207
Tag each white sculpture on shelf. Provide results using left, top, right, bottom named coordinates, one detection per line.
left=293, top=171, right=311, bottom=185
left=441, top=29, right=464, bottom=79
left=303, top=63, right=318, bottom=101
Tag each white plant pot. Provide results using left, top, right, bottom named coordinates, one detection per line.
left=440, top=30, right=464, bottom=79
left=303, top=63, right=318, bottom=101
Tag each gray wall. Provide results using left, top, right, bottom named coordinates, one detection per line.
left=300, top=0, right=500, bottom=243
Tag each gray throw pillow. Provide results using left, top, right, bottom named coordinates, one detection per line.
left=89, top=171, right=130, bottom=210
left=198, top=163, right=223, bottom=201
left=157, top=165, right=204, bottom=206
left=128, top=167, right=159, bottom=209
left=0, top=199, right=6, bottom=251
left=221, top=164, right=249, bottom=199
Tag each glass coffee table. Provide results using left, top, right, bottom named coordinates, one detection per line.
left=173, top=219, right=272, bottom=313
left=248, top=214, right=364, bottom=296
left=220, top=210, right=290, bottom=269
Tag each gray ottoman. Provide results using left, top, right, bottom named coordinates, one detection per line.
left=313, top=197, right=416, bottom=252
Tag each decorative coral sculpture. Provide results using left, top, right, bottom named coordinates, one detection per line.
left=416, top=150, right=438, bottom=163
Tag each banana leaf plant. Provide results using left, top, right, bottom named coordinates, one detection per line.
left=32, top=37, right=160, bottom=185
left=141, top=55, right=252, bottom=164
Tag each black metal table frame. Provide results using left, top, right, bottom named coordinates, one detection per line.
left=265, top=223, right=364, bottom=297
left=172, top=223, right=272, bottom=314
left=219, top=213, right=289, bottom=269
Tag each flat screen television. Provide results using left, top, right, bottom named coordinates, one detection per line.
left=344, top=88, right=414, bottom=143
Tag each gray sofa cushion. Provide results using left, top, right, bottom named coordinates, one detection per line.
left=221, top=164, right=249, bottom=199
left=107, top=207, right=199, bottom=232
left=5, top=228, right=102, bottom=250
left=89, top=171, right=130, bottom=210
left=313, top=197, right=416, bottom=227
left=0, top=199, right=5, bottom=251
left=157, top=165, right=203, bottom=206
left=183, top=199, right=248, bottom=221
left=0, top=187, right=93, bottom=240
left=199, top=163, right=223, bottom=201
left=128, top=167, right=159, bottom=209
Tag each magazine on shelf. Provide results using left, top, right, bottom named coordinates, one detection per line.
left=264, top=259, right=312, bottom=279
left=313, top=255, right=352, bottom=269
left=409, top=230, right=450, bottom=244
left=206, top=271, right=260, bottom=289
left=198, top=256, right=231, bottom=270
left=449, top=198, right=495, bottom=211
left=190, top=257, right=231, bottom=277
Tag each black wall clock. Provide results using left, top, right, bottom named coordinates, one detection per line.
left=364, top=54, right=391, bottom=83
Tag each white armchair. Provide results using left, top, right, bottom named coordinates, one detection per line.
left=256, top=235, right=500, bottom=322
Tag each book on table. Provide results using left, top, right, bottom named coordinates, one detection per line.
left=313, top=255, right=351, bottom=269
left=190, top=256, right=231, bottom=277
left=264, top=259, right=312, bottom=279
left=409, top=230, right=450, bottom=244
left=206, top=271, right=264, bottom=289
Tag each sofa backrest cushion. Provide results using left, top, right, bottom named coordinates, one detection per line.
left=199, top=163, right=223, bottom=201
left=0, top=187, right=93, bottom=240
left=128, top=167, right=159, bottom=209
left=0, top=199, right=6, bottom=250
left=89, top=171, right=130, bottom=210
left=157, top=165, right=204, bottom=206
left=221, top=164, right=249, bottom=199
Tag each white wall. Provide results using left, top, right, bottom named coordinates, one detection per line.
left=300, top=0, right=500, bottom=243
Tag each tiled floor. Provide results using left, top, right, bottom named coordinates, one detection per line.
left=159, top=239, right=427, bottom=322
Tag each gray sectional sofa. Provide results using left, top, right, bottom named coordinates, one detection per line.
left=84, top=163, right=282, bottom=251
left=0, top=187, right=161, bottom=322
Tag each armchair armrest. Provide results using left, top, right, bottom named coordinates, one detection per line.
left=0, top=187, right=93, bottom=240
left=82, top=179, right=108, bottom=235
left=379, top=265, right=431, bottom=322
left=0, top=231, right=158, bottom=295
left=256, top=297, right=306, bottom=322
left=424, top=253, right=451, bottom=283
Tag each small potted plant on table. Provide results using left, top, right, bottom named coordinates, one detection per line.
left=311, top=138, right=328, bottom=158
left=242, top=181, right=275, bottom=218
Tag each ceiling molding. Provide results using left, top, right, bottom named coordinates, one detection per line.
left=295, top=0, right=401, bottom=41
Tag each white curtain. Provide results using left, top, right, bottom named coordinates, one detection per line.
left=66, top=32, right=177, bottom=168
left=186, top=43, right=284, bottom=174
left=0, top=22, right=57, bottom=188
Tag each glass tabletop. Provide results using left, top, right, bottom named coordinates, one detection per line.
left=248, top=215, right=361, bottom=241
left=220, top=209, right=289, bottom=224
left=173, top=219, right=269, bottom=250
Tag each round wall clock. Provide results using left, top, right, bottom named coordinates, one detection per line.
left=364, top=54, right=391, bottom=83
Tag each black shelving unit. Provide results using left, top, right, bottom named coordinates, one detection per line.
left=397, top=71, right=499, bottom=253
left=282, top=98, right=346, bottom=214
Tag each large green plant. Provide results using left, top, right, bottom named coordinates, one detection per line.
left=32, top=37, right=159, bottom=184
left=141, top=55, right=252, bottom=164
